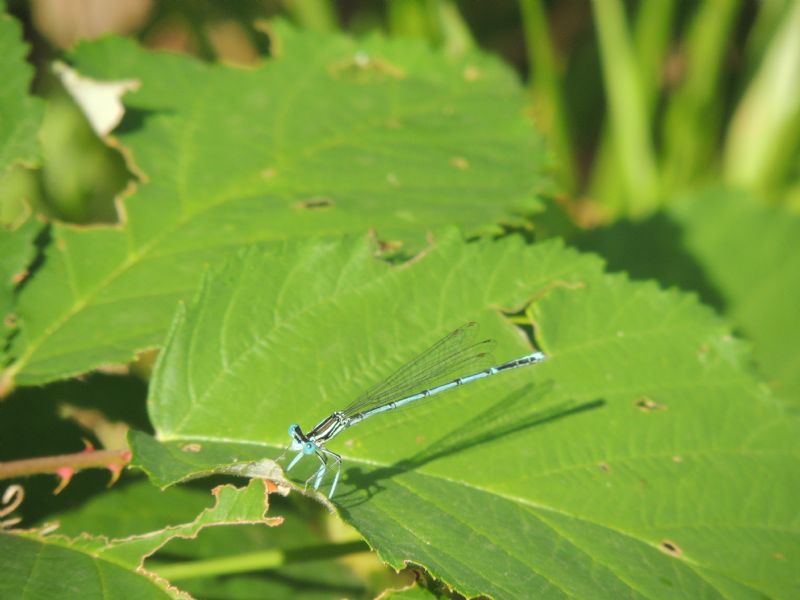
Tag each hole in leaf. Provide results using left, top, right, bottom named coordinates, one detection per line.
left=449, top=156, right=469, bottom=170
left=635, top=396, right=666, bottom=412
left=598, top=462, right=611, bottom=473
left=294, top=197, right=334, bottom=211
left=660, top=539, right=682, bottom=557
left=181, top=443, right=202, bottom=453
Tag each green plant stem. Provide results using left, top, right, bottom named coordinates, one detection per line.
left=662, top=0, right=742, bottom=190
left=387, top=0, right=432, bottom=40
left=724, top=1, right=800, bottom=190
left=591, top=0, right=660, bottom=217
left=588, top=0, right=676, bottom=217
left=282, top=0, right=337, bottom=32
left=519, top=0, right=576, bottom=193
left=150, top=540, right=370, bottom=580
left=435, top=0, right=475, bottom=56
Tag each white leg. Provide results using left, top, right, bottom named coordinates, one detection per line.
left=326, top=450, right=342, bottom=499
left=313, top=453, right=328, bottom=490
left=287, top=450, right=304, bottom=471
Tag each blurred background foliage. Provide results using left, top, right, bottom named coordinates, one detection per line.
left=5, top=0, right=799, bottom=226
left=1, top=1, right=798, bottom=597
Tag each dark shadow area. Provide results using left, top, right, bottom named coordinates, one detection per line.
left=575, top=212, right=727, bottom=311
left=2, top=225, right=50, bottom=361
left=114, top=106, right=170, bottom=136
left=192, top=571, right=367, bottom=600
left=0, top=372, right=151, bottom=525
left=335, top=383, right=605, bottom=508
left=6, top=222, right=51, bottom=300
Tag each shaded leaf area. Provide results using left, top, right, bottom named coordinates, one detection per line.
left=4, top=20, right=548, bottom=388
left=577, top=187, right=800, bottom=404
left=1, top=479, right=279, bottom=599
left=672, top=190, right=800, bottom=403
left=0, top=216, right=40, bottom=365
left=0, top=534, right=171, bottom=599
left=46, top=478, right=391, bottom=600
left=0, top=13, right=44, bottom=176
left=139, top=233, right=799, bottom=599
left=380, top=584, right=440, bottom=599
left=0, top=372, right=149, bottom=525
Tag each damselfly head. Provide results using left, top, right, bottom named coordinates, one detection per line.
left=289, top=423, right=307, bottom=452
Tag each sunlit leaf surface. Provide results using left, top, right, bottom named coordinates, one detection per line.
left=137, top=233, right=799, bottom=599
left=5, top=22, right=547, bottom=388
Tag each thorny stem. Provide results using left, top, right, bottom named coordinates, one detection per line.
left=0, top=448, right=131, bottom=480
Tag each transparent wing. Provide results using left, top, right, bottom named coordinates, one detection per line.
left=342, top=322, right=495, bottom=418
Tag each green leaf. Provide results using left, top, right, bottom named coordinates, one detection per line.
left=0, top=215, right=39, bottom=370
left=137, top=233, right=799, bottom=598
left=0, top=533, right=173, bottom=599
left=0, top=12, right=44, bottom=176
left=671, top=189, right=800, bottom=403
left=4, top=21, right=547, bottom=389
left=576, top=188, right=800, bottom=404
left=1, top=479, right=280, bottom=599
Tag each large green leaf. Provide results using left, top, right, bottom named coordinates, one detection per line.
left=0, top=11, right=45, bottom=378
left=0, top=12, right=44, bottom=176
left=3, top=21, right=547, bottom=389
left=136, top=232, right=799, bottom=598
left=671, top=189, right=800, bottom=403
left=0, top=479, right=280, bottom=599
left=577, top=188, right=800, bottom=404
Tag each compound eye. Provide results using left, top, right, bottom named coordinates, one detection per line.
left=288, top=423, right=298, bottom=436
left=303, top=441, right=316, bottom=455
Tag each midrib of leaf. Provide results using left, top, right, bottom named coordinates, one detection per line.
left=16, top=534, right=163, bottom=588
left=402, top=470, right=770, bottom=598
left=373, top=484, right=538, bottom=598
left=530, top=509, right=694, bottom=600
left=151, top=426, right=779, bottom=598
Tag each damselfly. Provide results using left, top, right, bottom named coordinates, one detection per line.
left=286, top=322, right=545, bottom=498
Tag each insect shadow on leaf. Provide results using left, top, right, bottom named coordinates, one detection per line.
left=334, top=381, right=605, bottom=508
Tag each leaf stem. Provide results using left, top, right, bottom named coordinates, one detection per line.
left=723, top=1, right=800, bottom=189
left=519, top=0, right=576, bottom=192
left=591, top=0, right=660, bottom=216
left=150, top=540, right=370, bottom=581
left=589, top=0, right=677, bottom=215
left=662, top=0, right=742, bottom=190
left=282, top=0, right=337, bottom=32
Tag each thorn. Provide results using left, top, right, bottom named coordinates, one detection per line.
left=81, top=438, right=95, bottom=452
left=106, top=463, right=123, bottom=487
left=53, top=467, right=74, bottom=495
